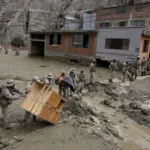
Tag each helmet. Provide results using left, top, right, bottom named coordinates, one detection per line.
left=32, top=76, right=41, bottom=83
left=6, top=79, right=15, bottom=87
left=47, top=73, right=53, bottom=79
left=72, top=68, right=76, bottom=72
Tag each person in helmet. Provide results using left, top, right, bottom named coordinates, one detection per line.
left=0, top=80, right=23, bottom=125
left=89, top=59, right=96, bottom=84
left=109, top=59, right=118, bottom=83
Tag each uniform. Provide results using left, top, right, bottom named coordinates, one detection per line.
left=69, top=68, right=77, bottom=88
left=109, top=60, right=118, bottom=82
left=89, top=60, right=96, bottom=84
left=141, top=58, right=147, bottom=76
left=0, top=85, right=20, bottom=123
left=78, top=69, right=86, bottom=92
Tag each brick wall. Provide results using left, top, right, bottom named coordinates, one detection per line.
left=45, top=32, right=96, bottom=57
left=96, top=3, right=150, bottom=29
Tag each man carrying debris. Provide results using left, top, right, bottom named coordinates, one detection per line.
left=89, top=59, right=96, bottom=84
left=0, top=80, right=23, bottom=125
left=109, top=59, right=118, bottom=83
left=23, top=76, right=41, bottom=123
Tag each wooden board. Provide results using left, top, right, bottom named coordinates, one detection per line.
left=21, top=82, right=64, bottom=124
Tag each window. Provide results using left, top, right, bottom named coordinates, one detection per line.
left=135, top=6, right=143, bottom=12
left=116, top=7, right=127, bottom=14
left=72, top=34, right=89, bottom=48
left=105, top=39, right=130, bottom=50
left=100, top=22, right=110, bottom=28
left=49, top=33, right=61, bottom=45
left=133, top=20, right=145, bottom=27
left=143, top=40, right=149, bottom=52
left=119, top=21, right=127, bottom=27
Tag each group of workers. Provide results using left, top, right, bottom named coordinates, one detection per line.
left=1, top=56, right=149, bottom=126
left=0, top=59, right=97, bottom=126
left=109, top=56, right=150, bottom=82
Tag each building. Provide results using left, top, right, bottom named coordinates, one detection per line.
left=139, top=30, right=150, bottom=60
left=96, top=28, right=144, bottom=62
left=96, top=1, right=150, bottom=29
left=29, top=2, right=150, bottom=62
left=29, top=30, right=97, bottom=61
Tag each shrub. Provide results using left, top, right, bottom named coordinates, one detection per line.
left=11, top=36, right=24, bottom=47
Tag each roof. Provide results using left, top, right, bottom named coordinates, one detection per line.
left=30, top=30, right=98, bottom=35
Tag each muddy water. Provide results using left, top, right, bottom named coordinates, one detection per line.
left=119, top=121, right=150, bottom=150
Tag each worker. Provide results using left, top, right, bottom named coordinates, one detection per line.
left=46, top=73, right=54, bottom=84
left=130, top=56, right=140, bottom=80
left=89, top=59, right=96, bottom=84
left=0, top=80, right=22, bottom=125
left=58, top=70, right=67, bottom=97
left=15, top=47, right=20, bottom=56
left=141, top=57, right=147, bottom=76
left=109, top=59, right=118, bottom=83
left=122, top=60, right=129, bottom=82
left=23, top=76, right=41, bottom=123
left=69, top=68, right=77, bottom=88
left=78, top=69, right=86, bottom=92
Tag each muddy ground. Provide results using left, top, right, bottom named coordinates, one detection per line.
left=0, top=50, right=150, bottom=150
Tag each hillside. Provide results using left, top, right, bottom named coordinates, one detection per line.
left=0, top=0, right=150, bottom=43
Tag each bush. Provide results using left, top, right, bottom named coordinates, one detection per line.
left=11, top=36, right=24, bottom=47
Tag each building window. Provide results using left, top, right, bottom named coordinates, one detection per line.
left=135, top=6, right=143, bottom=12
left=119, top=21, right=127, bottom=27
left=72, top=34, right=89, bottom=48
left=100, top=22, right=110, bottom=28
left=105, top=39, right=130, bottom=50
left=49, top=33, right=61, bottom=45
left=116, top=7, right=127, bottom=14
left=143, top=40, right=149, bottom=52
left=133, top=20, right=145, bottom=27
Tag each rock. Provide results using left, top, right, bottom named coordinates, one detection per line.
left=103, top=99, right=112, bottom=106
left=6, top=123, right=21, bottom=130
left=81, top=88, right=89, bottom=94
left=91, top=116, right=100, bottom=125
left=141, top=108, right=150, bottom=116
left=129, top=102, right=141, bottom=110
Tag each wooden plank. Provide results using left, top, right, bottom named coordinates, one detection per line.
left=47, top=90, right=61, bottom=108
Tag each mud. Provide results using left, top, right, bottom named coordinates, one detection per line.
left=0, top=50, right=150, bottom=150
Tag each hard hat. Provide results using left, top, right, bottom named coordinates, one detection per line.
left=6, top=79, right=15, bottom=87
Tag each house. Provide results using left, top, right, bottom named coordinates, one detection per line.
left=29, top=1, right=150, bottom=62
left=139, top=30, right=150, bottom=60
left=94, top=1, right=150, bottom=29
left=29, top=30, right=97, bottom=61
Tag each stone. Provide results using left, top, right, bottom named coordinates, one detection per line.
left=129, top=102, right=141, bottom=110
left=91, top=116, right=100, bottom=125
left=103, top=99, right=112, bottom=106
left=6, top=123, right=21, bottom=130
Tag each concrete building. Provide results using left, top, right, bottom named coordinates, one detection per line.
left=96, top=1, right=150, bottom=29
left=29, top=30, right=97, bottom=61
left=29, top=2, right=149, bottom=62
left=96, top=28, right=144, bottom=62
